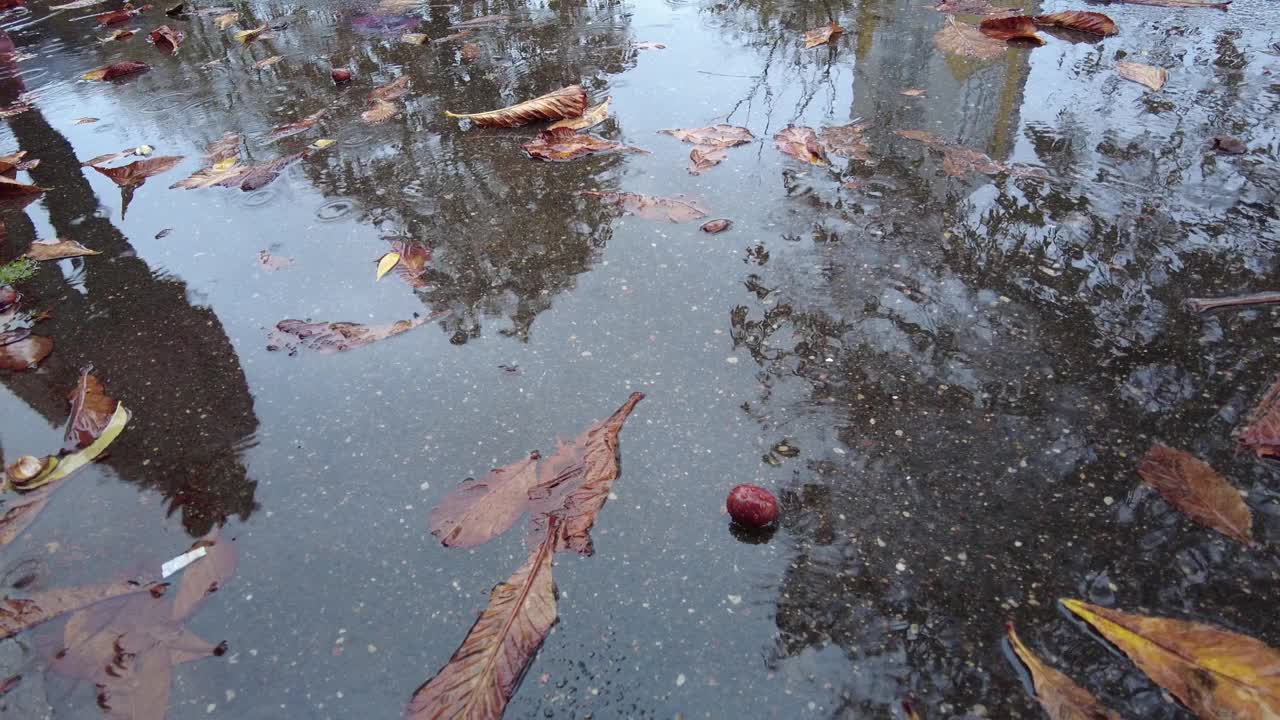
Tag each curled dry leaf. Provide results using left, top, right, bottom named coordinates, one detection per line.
left=446, top=85, right=587, bottom=128
left=901, top=88, right=927, bottom=96
left=581, top=191, right=707, bottom=223
left=406, top=521, right=558, bottom=720
left=266, top=311, right=444, bottom=355
left=25, top=238, right=100, bottom=261
left=548, top=97, right=611, bottom=131
left=688, top=146, right=727, bottom=174
left=1116, top=61, right=1167, bottom=90
left=213, top=11, right=238, bottom=29
left=1240, top=374, right=1280, bottom=458
left=148, top=25, right=182, bottom=54
left=82, top=61, right=150, bottom=81
left=361, top=99, right=398, bottom=125
left=64, top=366, right=115, bottom=450
left=97, top=3, right=145, bottom=25
left=521, top=127, right=645, bottom=162
left=802, top=22, right=844, bottom=49
left=1007, top=624, right=1120, bottom=720
left=934, top=17, right=1005, bottom=59
left=1032, top=11, right=1117, bottom=36
left=819, top=122, right=869, bottom=161
left=0, top=335, right=52, bottom=371
left=979, top=16, right=1046, bottom=44
left=659, top=124, right=754, bottom=148
left=1062, top=599, right=1280, bottom=718
left=430, top=452, right=541, bottom=548
left=90, top=155, right=183, bottom=186
left=331, top=68, right=352, bottom=83
left=700, top=219, right=732, bottom=234
left=774, top=126, right=828, bottom=165
left=0, top=579, right=159, bottom=640
left=1136, top=444, right=1253, bottom=544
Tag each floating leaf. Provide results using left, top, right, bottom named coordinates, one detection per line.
left=257, top=251, right=294, bottom=272
left=431, top=452, right=541, bottom=548
left=203, top=132, right=240, bottom=163
left=1136, top=444, right=1253, bottom=544
left=901, top=88, right=927, bottom=96
left=774, top=126, right=828, bottom=165
left=389, top=240, right=431, bottom=288
left=1116, top=61, right=1167, bottom=90
left=147, top=25, right=182, bottom=54
left=548, top=97, right=611, bottom=131
left=50, top=0, right=108, bottom=8
left=581, top=191, right=707, bottom=223
left=1241, top=375, right=1280, bottom=458
left=0, top=175, right=43, bottom=197
left=213, top=11, right=238, bottom=28
left=445, top=85, right=587, bottom=128
left=819, top=122, right=869, bottom=161
left=1109, top=0, right=1227, bottom=7
left=82, top=61, right=150, bottom=81
left=1007, top=624, right=1120, bottom=720
left=310, top=138, right=336, bottom=151
left=24, top=239, right=99, bottom=261
left=979, top=16, right=1046, bottom=43
left=172, top=152, right=303, bottom=192
left=169, top=160, right=244, bottom=189
left=1062, top=599, right=1280, bottom=718
left=1033, top=11, right=1117, bottom=36
left=266, top=312, right=443, bottom=355
left=802, top=22, right=844, bottom=49
left=933, top=17, right=1005, bottom=60
left=74, top=117, right=99, bottom=124
left=64, top=366, right=115, bottom=450
left=688, top=146, right=727, bottom=174
left=90, top=155, right=183, bottom=186
left=361, top=100, right=398, bottom=125
left=1208, top=135, right=1246, bottom=154
left=659, top=124, right=754, bottom=148
left=99, top=29, right=136, bottom=42
left=375, top=252, right=400, bottom=281
left=266, top=109, right=324, bottom=142
left=233, top=24, right=267, bottom=43
left=0, top=335, right=51, bottom=372
left=700, top=219, right=732, bottom=234
left=934, top=0, right=1017, bottom=15
left=0, top=151, right=27, bottom=175
left=81, top=146, right=145, bottom=167
left=521, top=127, right=645, bottom=162
left=406, top=523, right=558, bottom=720
left=254, top=55, right=283, bottom=69
left=0, top=579, right=158, bottom=640
left=370, top=75, right=410, bottom=101
left=460, top=42, right=480, bottom=62
left=97, top=3, right=144, bottom=25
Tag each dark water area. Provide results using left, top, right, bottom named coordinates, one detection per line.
left=0, top=0, right=1277, bottom=716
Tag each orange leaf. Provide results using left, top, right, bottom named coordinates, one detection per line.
left=446, top=85, right=587, bottom=128
left=370, top=75, right=410, bottom=102
left=64, top=366, right=117, bottom=450
left=1136, top=444, right=1253, bottom=544
left=361, top=99, right=398, bottom=125
left=1006, top=624, right=1120, bottom=719
left=802, top=22, right=844, bottom=49
left=688, top=145, right=727, bottom=174
left=979, top=16, right=1046, bottom=44
left=90, top=155, right=183, bottom=186
left=1032, top=10, right=1117, bottom=36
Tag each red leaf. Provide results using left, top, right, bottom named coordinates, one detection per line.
left=979, top=16, right=1046, bottom=44
left=0, top=334, right=52, bottom=371
left=64, top=366, right=116, bottom=450
left=266, top=109, right=325, bottom=142
left=97, top=3, right=145, bottom=25
left=430, top=452, right=542, bottom=548
left=1240, top=375, right=1280, bottom=458
left=147, top=24, right=183, bottom=54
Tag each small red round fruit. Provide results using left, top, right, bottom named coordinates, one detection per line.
left=331, top=68, right=352, bottom=83
left=726, top=484, right=778, bottom=528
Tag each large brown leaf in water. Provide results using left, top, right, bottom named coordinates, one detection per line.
left=521, top=127, right=645, bottom=162
left=933, top=17, right=1005, bottom=60
left=659, top=124, right=755, bottom=148
left=581, top=191, right=707, bottom=223
left=802, top=22, right=844, bottom=49
left=446, top=85, right=587, bottom=128
left=91, top=156, right=184, bottom=186
left=1062, top=599, right=1280, bottom=718
left=1006, top=624, right=1120, bottom=719
left=25, top=238, right=101, bottom=261
left=979, top=16, right=1046, bottom=43
left=266, top=311, right=444, bottom=355
left=406, top=525, right=558, bottom=719
left=64, top=366, right=116, bottom=450
left=1241, top=374, right=1280, bottom=458
left=0, top=334, right=52, bottom=371
left=430, top=452, right=542, bottom=548
left=1, top=579, right=159, bottom=640
left=527, top=393, right=645, bottom=555
left=774, top=126, right=828, bottom=165
left=1136, top=444, right=1253, bottom=544
left=1032, top=11, right=1117, bottom=35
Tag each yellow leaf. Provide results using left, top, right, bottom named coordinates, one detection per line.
left=1062, top=599, right=1280, bottom=718
left=212, top=158, right=238, bottom=171
left=1006, top=624, right=1120, bottom=719
left=234, top=24, right=267, bottom=43
left=376, top=252, right=400, bottom=281
left=310, top=138, right=336, bottom=150
left=135, top=144, right=153, bottom=156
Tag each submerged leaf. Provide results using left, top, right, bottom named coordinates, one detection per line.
left=64, top=366, right=115, bottom=450
left=203, top=132, right=241, bottom=163
left=257, top=251, right=294, bottom=271
left=213, top=11, right=238, bottom=28
left=25, top=238, right=100, bottom=261
left=1007, top=624, right=1121, bottom=720
left=430, top=452, right=541, bottom=548
left=802, top=22, right=844, bottom=49
left=688, top=145, right=727, bottom=174
left=700, top=219, right=732, bottom=234
left=446, top=85, right=587, bottom=128
left=933, top=17, right=1005, bottom=60
left=1116, top=61, right=1167, bottom=90
left=82, top=61, right=150, bottom=81
left=1136, top=444, right=1253, bottom=544
left=1240, top=375, right=1280, bottom=458
left=90, top=155, right=183, bottom=186
left=0, top=579, right=158, bottom=640
left=1032, top=11, right=1117, bottom=35
left=1062, top=599, right=1280, bottom=719
left=0, top=335, right=51, bottom=371
left=361, top=99, right=399, bottom=125
left=266, top=109, right=325, bottom=142
left=267, top=312, right=443, bottom=355
left=0, top=175, right=44, bottom=197
left=147, top=24, right=182, bottom=54
left=370, top=75, right=410, bottom=101
left=819, top=122, right=869, bottom=161
left=581, top=191, right=707, bottom=223
left=521, top=127, right=644, bottom=162
left=979, top=16, right=1046, bottom=43
left=774, top=126, right=828, bottom=165
left=659, top=124, right=754, bottom=148
left=548, top=97, right=611, bottom=131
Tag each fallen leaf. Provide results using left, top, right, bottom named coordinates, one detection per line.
left=0, top=675, right=19, bottom=697
left=254, top=55, right=283, bottom=69
left=933, top=0, right=1017, bottom=15
left=63, top=366, right=115, bottom=451
left=266, top=109, right=325, bottom=142
left=521, top=127, right=645, bottom=162
left=901, top=88, right=927, bottom=96
left=257, top=250, right=294, bottom=271
left=1062, top=599, right=1280, bottom=719
left=774, top=126, right=828, bottom=165
left=431, top=452, right=542, bottom=548
left=1116, top=61, right=1167, bottom=91
left=50, top=0, right=108, bottom=8
left=1209, top=135, right=1246, bottom=154
left=99, top=29, right=136, bottom=42
left=389, top=240, right=431, bottom=288
left=164, top=1, right=185, bottom=16
left=802, top=22, right=844, bottom=49
left=659, top=124, right=754, bottom=148
left=310, top=138, right=335, bottom=150
left=97, top=3, right=145, bottom=25
left=700, top=219, right=732, bottom=234
left=361, top=99, right=398, bottom=125
left=399, top=33, right=428, bottom=45
left=1136, top=444, right=1253, bottom=544
left=233, top=24, right=267, bottom=43
left=213, top=11, right=238, bottom=28
left=979, top=16, right=1046, bottom=43
left=203, top=132, right=240, bottom=163
left=82, top=61, right=150, bottom=81
left=407, top=522, right=558, bottom=719
left=548, top=97, right=611, bottom=131
left=81, top=147, right=143, bottom=167
left=0, top=151, right=26, bottom=175
left=25, top=238, right=99, bottom=262
left=155, top=228, right=172, bottom=239
left=581, top=191, right=707, bottom=223
left=1007, top=624, right=1120, bottom=720
left=819, top=122, right=869, bottom=161
left=1240, top=375, right=1280, bottom=458
left=933, top=17, right=1005, bottom=60
left=526, top=393, right=645, bottom=555
left=1109, top=0, right=1227, bottom=7
left=147, top=25, right=182, bottom=54
left=0, top=579, right=159, bottom=640
left=941, top=145, right=1003, bottom=176
left=74, top=117, right=99, bottom=124
left=90, top=155, right=183, bottom=186
left=266, top=312, right=443, bottom=355
left=460, top=42, right=480, bottom=62
left=370, top=75, right=410, bottom=102
left=633, top=41, right=665, bottom=50
left=1032, top=11, right=1117, bottom=36
left=688, top=146, right=727, bottom=174
left=1186, top=291, right=1280, bottom=313
left=445, top=85, right=587, bottom=128
left=903, top=700, right=922, bottom=720
left=171, top=152, right=303, bottom=192
left=375, top=252, right=400, bottom=281
left=0, top=335, right=51, bottom=371
left=331, top=68, right=352, bottom=83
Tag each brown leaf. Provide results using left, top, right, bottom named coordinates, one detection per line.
left=688, top=145, right=727, bottom=174
left=659, top=124, right=754, bottom=148
left=802, top=22, right=844, bottom=49
left=0, top=335, right=52, bottom=371
left=266, top=312, right=441, bottom=355
left=0, top=579, right=158, bottom=640
left=1109, top=0, right=1227, bottom=7
left=1062, top=599, right=1280, bottom=719
left=1186, top=291, right=1280, bottom=313
left=933, top=17, right=1005, bottom=59
left=979, top=16, right=1046, bottom=43
left=97, top=3, right=145, bottom=25
left=941, top=145, right=1002, bottom=176
left=526, top=393, right=645, bottom=555
left=933, top=0, right=1017, bottom=15
left=548, top=97, right=611, bottom=131
left=90, top=155, right=183, bottom=186
left=581, top=191, right=707, bottom=223
left=203, top=132, right=241, bottom=163
left=266, top=109, right=325, bottom=142
left=169, top=160, right=247, bottom=190
left=99, top=29, right=136, bottom=42
left=370, top=75, right=410, bottom=102
left=1007, top=624, right=1121, bottom=720
left=81, top=61, right=150, bottom=81
left=1241, top=375, right=1280, bottom=458
left=64, top=366, right=116, bottom=450
left=521, top=127, right=644, bottom=162
left=1209, top=135, right=1246, bottom=154
left=901, top=88, right=927, bottom=96
left=1032, top=11, right=1117, bottom=36
left=361, top=99, right=398, bottom=125
left=170, top=535, right=236, bottom=620
left=389, top=240, right=431, bottom=288
left=0, top=175, right=44, bottom=197
left=406, top=523, right=558, bottom=719
left=818, top=122, right=870, bottom=161
left=75, top=117, right=99, bottom=124
left=236, top=152, right=305, bottom=192
left=257, top=250, right=294, bottom=271
left=431, top=452, right=541, bottom=548
left=147, top=25, right=182, bottom=54
left=1136, top=444, right=1253, bottom=544
left=0, top=151, right=26, bottom=175
left=0, top=484, right=60, bottom=546
left=254, top=55, right=283, bottom=70
left=213, top=11, right=238, bottom=28
left=700, top=219, right=732, bottom=234
left=460, top=42, right=481, bottom=62
left=774, top=126, right=828, bottom=165
left=446, top=85, right=588, bottom=128
left=633, top=41, right=666, bottom=50
left=25, top=238, right=100, bottom=261
left=81, top=146, right=143, bottom=168
left=1116, top=61, right=1167, bottom=91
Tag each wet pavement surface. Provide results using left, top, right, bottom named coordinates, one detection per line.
left=0, top=0, right=1278, bottom=717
